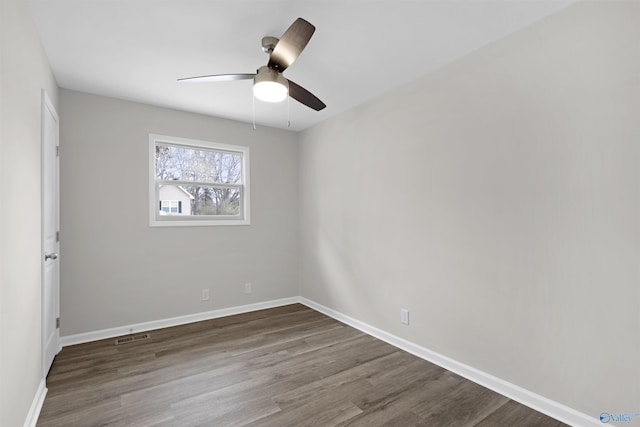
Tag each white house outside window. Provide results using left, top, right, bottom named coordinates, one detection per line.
left=149, top=134, right=250, bottom=226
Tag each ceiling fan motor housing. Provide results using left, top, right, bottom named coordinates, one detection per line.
left=261, top=36, right=279, bottom=54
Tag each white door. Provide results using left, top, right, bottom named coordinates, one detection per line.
left=42, top=90, right=60, bottom=376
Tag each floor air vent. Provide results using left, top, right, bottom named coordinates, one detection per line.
left=115, top=333, right=150, bottom=345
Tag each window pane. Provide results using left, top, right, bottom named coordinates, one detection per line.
left=180, top=185, right=241, bottom=216
left=155, top=143, right=242, bottom=184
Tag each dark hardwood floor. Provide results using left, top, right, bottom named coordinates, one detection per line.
left=38, top=304, right=566, bottom=426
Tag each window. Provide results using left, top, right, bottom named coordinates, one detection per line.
left=160, top=200, right=181, bottom=214
left=149, top=134, right=250, bottom=226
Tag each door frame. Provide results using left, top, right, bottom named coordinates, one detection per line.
left=41, top=89, right=61, bottom=378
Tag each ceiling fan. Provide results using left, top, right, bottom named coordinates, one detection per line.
left=178, top=17, right=326, bottom=111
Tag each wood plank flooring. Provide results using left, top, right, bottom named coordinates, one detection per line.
left=38, top=304, right=566, bottom=427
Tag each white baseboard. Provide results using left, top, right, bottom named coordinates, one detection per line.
left=23, top=379, right=47, bottom=427
left=60, top=297, right=299, bottom=347
left=298, top=297, right=602, bottom=427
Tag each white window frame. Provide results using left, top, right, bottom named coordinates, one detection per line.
left=149, top=134, right=250, bottom=227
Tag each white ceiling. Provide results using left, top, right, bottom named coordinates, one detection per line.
left=28, top=0, right=576, bottom=131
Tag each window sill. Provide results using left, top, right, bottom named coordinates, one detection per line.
left=149, top=218, right=250, bottom=227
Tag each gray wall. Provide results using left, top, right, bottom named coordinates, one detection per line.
left=298, top=0, right=639, bottom=418
left=60, top=90, right=299, bottom=335
left=0, top=0, right=59, bottom=425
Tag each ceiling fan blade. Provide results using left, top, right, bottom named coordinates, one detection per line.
left=177, top=73, right=255, bottom=83
left=268, top=18, right=315, bottom=72
left=287, top=79, right=326, bottom=111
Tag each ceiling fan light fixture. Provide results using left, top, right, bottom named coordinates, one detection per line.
left=253, top=66, right=288, bottom=103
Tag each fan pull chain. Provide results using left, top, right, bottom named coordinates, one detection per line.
left=287, top=96, right=291, bottom=128
left=252, top=94, right=256, bottom=130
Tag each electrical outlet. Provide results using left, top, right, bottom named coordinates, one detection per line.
left=400, top=308, right=409, bottom=325
left=201, top=289, right=210, bottom=301
left=244, top=283, right=252, bottom=294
